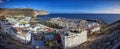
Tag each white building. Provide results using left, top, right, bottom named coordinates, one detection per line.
left=0, top=20, right=9, bottom=25
left=13, top=22, right=30, bottom=27
left=6, top=18, right=18, bottom=24
left=91, top=26, right=101, bottom=32
left=88, top=22, right=101, bottom=33
left=0, top=17, right=32, bottom=44
left=60, top=30, right=87, bottom=49
left=9, top=28, right=32, bottom=44
left=0, top=25, right=12, bottom=35
left=0, top=20, right=12, bottom=35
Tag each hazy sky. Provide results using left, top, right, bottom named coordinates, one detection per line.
left=0, top=0, right=120, bottom=13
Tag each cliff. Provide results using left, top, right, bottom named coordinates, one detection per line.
left=0, top=8, right=48, bottom=17
left=34, top=10, right=48, bottom=16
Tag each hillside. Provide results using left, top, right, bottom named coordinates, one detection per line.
left=0, top=8, right=48, bottom=17
left=72, top=20, right=120, bottom=49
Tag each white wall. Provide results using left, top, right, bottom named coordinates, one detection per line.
left=91, top=27, right=101, bottom=32
left=63, top=31, right=87, bottom=49
left=9, top=29, right=32, bottom=44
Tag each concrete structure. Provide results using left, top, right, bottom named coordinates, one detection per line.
left=0, top=20, right=9, bottom=25
left=0, top=20, right=12, bottom=35
left=60, top=30, right=87, bottom=49
left=91, top=26, right=101, bottom=32
left=88, top=22, right=101, bottom=34
left=9, top=28, right=32, bottom=44
left=0, top=25, right=12, bottom=35
left=0, top=17, right=32, bottom=44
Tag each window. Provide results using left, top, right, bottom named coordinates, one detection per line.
left=6, top=32, right=8, bottom=35
left=7, top=29, right=8, bottom=31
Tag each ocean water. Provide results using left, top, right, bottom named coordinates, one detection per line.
left=37, top=14, right=120, bottom=24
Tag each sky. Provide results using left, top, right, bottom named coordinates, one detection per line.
left=0, top=0, right=120, bottom=14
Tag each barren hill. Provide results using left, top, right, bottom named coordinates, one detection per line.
left=0, top=8, right=48, bottom=17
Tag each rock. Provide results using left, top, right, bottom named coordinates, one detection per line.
left=112, top=42, right=120, bottom=49
left=106, top=42, right=111, bottom=46
left=106, top=45, right=112, bottom=49
left=0, top=36, right=3, bottom=39
left=34, top=10, right=48, bottom=16
left=118, top=37, right=120, bottom=41
left=113, top=39, right=118, bottom=44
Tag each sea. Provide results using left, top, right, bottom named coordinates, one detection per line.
left=37, top=14, right=120, bottom=24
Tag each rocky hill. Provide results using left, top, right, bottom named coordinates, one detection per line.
left=72, top=20, right=120, bottom=49
left=34, top=10, right=48, bottom=16
left=0, top=8, right=48, bottom=17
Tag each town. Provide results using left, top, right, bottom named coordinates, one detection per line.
left=0, top=8, right=120, bottom=49
left=0, top=8, right=104, bottom=49
left=1, top=0, right=120, bottom=49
